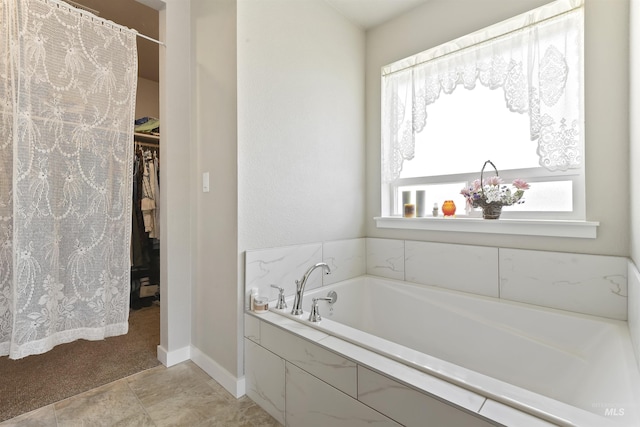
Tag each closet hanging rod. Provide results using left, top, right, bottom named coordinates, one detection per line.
left=135, top=141, right=159, bottom=148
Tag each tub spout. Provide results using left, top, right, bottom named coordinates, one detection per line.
left=291, top=262, right=331, bottom=315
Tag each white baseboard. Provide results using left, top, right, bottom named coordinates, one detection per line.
left=190, top=345, right=246, bottom=398
left=157, top=344, right=191, bottom=367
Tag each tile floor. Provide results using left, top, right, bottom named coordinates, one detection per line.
left=0, top=361, right=282, bottom=426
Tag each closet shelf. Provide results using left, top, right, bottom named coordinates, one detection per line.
left=134, top=132, right=160, bottom=142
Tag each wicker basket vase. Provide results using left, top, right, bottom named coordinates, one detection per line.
left=479, top=202, right=502, bottom=220
left=476, top=160, right=505, bottom=220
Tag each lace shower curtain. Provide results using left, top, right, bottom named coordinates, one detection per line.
left=0, top=0, right=137, bottom=359
left=382, top=1, right=583, bottom=183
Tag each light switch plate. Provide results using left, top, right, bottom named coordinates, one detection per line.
left=202, top=172, right=210, bottom=192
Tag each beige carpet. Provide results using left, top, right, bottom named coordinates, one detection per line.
left=0, top=304, right=161, bottom=422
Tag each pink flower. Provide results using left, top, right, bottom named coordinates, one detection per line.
left=484, top=176, right=503, bottom=186
left=471, top=179, right=482, bottom=190
left=512, top=179, right=530, bottom=190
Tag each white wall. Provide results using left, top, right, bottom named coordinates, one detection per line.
left=632, top=0, right=640, bottom=265
left=157, top=0, right=366, bottom=394
left=135, top=77, right=159, bottom=119
left=238, top=0, right=366, bottom=252
left=630, top=0, right=640, bottom=367
left=158, top=0, right=193, bottom=366
left=176, top=0, right=366, bottom=388
left=366, top=0, right=630, bottom=256
left=159, top=0, right=635, bottom=394
left=190, top=0, right=241, bottom=386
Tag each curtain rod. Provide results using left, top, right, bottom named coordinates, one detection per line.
left=58, top=0, right=165, bottom=47
left=382, top=0, right=582, bottom=77
left=64, top=0, right=98, bottom=15
left=136, top=32, right=165, bottom=47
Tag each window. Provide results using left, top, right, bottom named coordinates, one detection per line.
left=381, top=0, right=584, bottom=221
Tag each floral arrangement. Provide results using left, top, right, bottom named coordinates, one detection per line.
left=461, top=176, right=530, bottom=209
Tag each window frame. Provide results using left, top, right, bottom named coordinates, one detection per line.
left=379, top=0, right=587, bottom=226
left=386, top=165, right=586, bottom=220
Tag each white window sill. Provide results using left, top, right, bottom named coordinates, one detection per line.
left=374, top=216, right=599, bottom=239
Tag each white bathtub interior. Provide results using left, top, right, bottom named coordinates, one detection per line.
left=272, top=276, right=640, bottom=426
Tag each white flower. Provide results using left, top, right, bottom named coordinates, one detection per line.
left=484, top=186, right=501, bottom=203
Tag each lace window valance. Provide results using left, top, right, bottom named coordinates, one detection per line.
left=382, top=0, right=584, bottom=184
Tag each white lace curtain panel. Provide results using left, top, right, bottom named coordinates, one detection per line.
left=0, top=0, right=137, bottom=359
left=382, top=2, right=584, bottom=183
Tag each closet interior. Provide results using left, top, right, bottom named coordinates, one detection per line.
left=0, top=3, right=163, bottom=421
left=66, top=0, right=161, bottom=311
left=131, top=128, right=160, bottom=309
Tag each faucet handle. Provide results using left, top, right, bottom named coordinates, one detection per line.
left=308, top=297, right=333, bottom=322
left=270, top=284, right=287, bottom=310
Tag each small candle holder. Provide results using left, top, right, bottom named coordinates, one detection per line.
left=404, top=203, right=416, bottom=218
left=442, top=200, right=456, bottom=217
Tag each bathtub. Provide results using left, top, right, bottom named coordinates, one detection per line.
left=269, top=275, right=640, bottom=426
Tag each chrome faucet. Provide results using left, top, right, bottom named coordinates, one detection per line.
left=291, top=262, right=331, bottom=315
left=309, top=291, right=338, bottom=322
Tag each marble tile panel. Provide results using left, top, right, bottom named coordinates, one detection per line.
left=0, top=405, right=57, bottom=427
left=479, top=400, right=560, bottom=427
left=500, top=249, right=628, bottom=319
left=366, top=238, right=404, bottom=280
left=245, top=243, right=323, bottom=307
left=244, top=313, right=261, bottom=343
left=254, top=311, right=330, bottom=342
left=244, top=338, right=285, bottom=424
left=629, top=260, right=640, bottom=370
left=320, top=336, right=486, bottom=414
left=54, top=379, right=153, bottom=427
left=322, top=238, right=366, bottom=285
left=358, top=366, right=494, bottom=427
left=405, top=241, right=499, bottom=297
left=260, top=322, right=357, bottom=397
left=285, top=362, right=400, bottom=427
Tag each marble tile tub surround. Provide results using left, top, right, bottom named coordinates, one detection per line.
left=244, top=239, right=366, bottom=307
left=629, top=260, right=640, bottom=370
left=246, top=237, right=628, bottom=319
left=366, top=237, right=628, bottom=320
left=245, top=242, right=323, bottom=308
left=366, top=237, right=405, bottom=280
left=405, top=240, right=499, bottom=298
left=500, top=249, right=628, bottom=320
left=244, top=312, right=612, bottom=427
